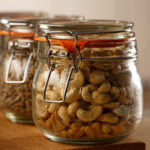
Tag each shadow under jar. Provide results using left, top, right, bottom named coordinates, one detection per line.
left=33, top=20, right=143, bottom=144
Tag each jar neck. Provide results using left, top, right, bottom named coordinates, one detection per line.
left=37, top=38, right=137, bottom=62
left=36, top=27, right=137, bottom=59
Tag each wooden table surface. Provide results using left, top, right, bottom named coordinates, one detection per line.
left=0, top=111, right=145, bottom=150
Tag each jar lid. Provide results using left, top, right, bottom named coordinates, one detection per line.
left=0, top=18, right=47, bottom=37
left=0, top=11, right=48, bottom=36
left=35, top=20, right=135, bottom=54
left=37, top=20, right=134, bottom=34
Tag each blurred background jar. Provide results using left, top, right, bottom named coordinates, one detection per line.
left=33, top=20, right=143, bottom=144
left=0, top=18, right=41, bottom=123
left=0, top=15, right=84, bottom=124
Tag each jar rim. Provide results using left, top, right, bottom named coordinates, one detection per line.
left=0, top=18, right=47, bottom=36
left=37, top=20, right=134, bottom=34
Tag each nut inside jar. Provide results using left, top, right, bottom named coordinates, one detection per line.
left=34, top=58, right=141, bottom=140
left=0, top=54, right=38, bottom=122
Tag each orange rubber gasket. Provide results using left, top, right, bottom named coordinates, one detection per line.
left=0, top=30, right=34, bottom=36
left=34, top=36, right=135, bottom=53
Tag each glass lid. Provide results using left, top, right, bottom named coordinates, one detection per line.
left=37, top=20, right=134, bottom=34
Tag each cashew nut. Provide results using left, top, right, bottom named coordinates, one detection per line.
left=111, top=124, right=126, bottom=136
left=75, top=126, right=85, bottom=138
left=51, top=112, right=66, bottom=132
left=103, top=102, right=120, bottom=109
left=91, top=122, right=103, bottom=138
left=92, top=91, right=112, bottom=105
left=44, top=69, right=61, bottom=94
left=48, top=69, right=60, bottom=87
left=44, top=116, right=52, bottom=130
left=36, top=93, right=49, bottom=119
left=101, top=123, right=111, bottom=133
left=61, top=88, right=81, bottom=103
left=111, top=65, right=121, bottom=75
left=60, top=69, right=69, bottom=89
left=46, top=90, right=60, bottom=101
left=97, top=81, right=111, bottom=93
left=113, top=105, right=131, bottom=117
left=68, top=101, right=80, bottom=118
left=84, top=126, right=95, bottom=138
left=119, top=87, right=133, bottom=104
left=36, top=80, right=45, bottom=93
left=111, top=86, right=120, bottom=99
left=36, top=73, right=46, bottom=93
left=89, top=70, right=105, bottom=85
left=67, top=128, right=76, bottom=138
left=48, top=103, right=60, bottom=113
left=81, top=84, right=97, bottom=102
left=93, top=61, right=115, bottom=70
left=69, top=69, right=85, bottom=88
left=80, top=61, right=91, bottom=72
left=58, top=106, right=71, bottom=125
left=70, top=122, right=83, bottom=132
left=98, top=113, right=118, bottom=124
left=76, top=106, right=103, bottom=122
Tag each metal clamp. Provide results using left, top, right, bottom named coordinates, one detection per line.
left=43, top=31, right=82, bottom=103
left=43, top=65, right=74, bottom=103
left=5, top=52, right=33, bottom=84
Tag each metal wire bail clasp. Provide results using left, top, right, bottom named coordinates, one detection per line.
left=43, top=31, right=82, bottom=103
left=5, top=52, right=33, bottom=84
left=5, top=23, right=34, bottom=84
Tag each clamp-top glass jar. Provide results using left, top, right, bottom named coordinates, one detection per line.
left=33, top=20, right=143, bottom=144
left=0, top=19, right=42, bottom=123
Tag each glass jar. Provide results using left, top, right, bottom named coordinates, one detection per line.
left=0, top=19, right=40, bottom=123
left=33, top=20, right=143, bottom=144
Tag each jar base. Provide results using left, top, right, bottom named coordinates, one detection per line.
left=3, top=110, right=33, bottom=124
left=42, top=130, right=130, bottom=145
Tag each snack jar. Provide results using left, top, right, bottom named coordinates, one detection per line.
left=0, top=19, right=40, bottom=123
left=33, top=20, right=143, bottom=144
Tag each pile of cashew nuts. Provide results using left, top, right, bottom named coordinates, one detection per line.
left=35, top=59, right=140, bottom=139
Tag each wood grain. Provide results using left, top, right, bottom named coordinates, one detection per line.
left=0, top=112, right=145, bottom=150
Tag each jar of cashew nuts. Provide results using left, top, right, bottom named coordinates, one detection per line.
left=33, top=20, right=143, bottom=144
left=0, top=19, right=42, bottom=123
